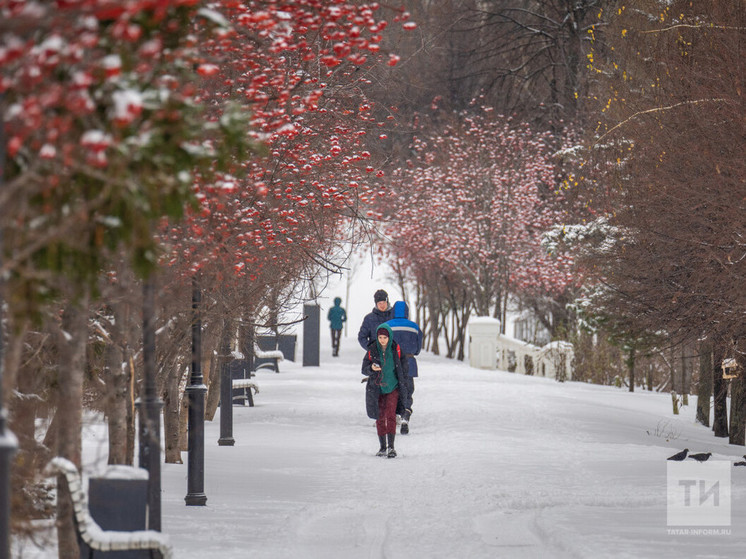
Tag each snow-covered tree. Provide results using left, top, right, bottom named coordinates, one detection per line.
left=382, top=105, right=572, bottom=358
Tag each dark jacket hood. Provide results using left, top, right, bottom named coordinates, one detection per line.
left=393, top=301, right=409, bottom=319
left=333, top=297, right=342, bottom=306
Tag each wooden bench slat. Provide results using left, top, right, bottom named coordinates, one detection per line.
left=48, top=457, right=174, bottom=559
left=231, top=379, right=259, bottom=391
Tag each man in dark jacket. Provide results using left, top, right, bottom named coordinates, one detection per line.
left=361, top=323, right=409, bottom=458
left=385, top=301, right=422, bottom=434
left=327, top=297, right=346, bottom=356
left=357, top=289, right=393, bottom=350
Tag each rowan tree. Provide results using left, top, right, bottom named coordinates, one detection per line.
left=1, top=0, right=411, bottom=548
left=382, top=105, right=574, bottom=358
left=149, top=1, right=412, bottom=460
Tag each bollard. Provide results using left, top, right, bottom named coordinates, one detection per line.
left=303, top=304, right=320, bottom=367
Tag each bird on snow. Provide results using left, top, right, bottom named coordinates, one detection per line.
left=688, top=452, right=712, bottom=462
left=667, top=449, right=689, bottom=461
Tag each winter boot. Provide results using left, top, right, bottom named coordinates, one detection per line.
left=400, top=410, right=411, bottom=435
left=386, top=433, right=396, bottom=458
left=376, top=435, right=387, bottom=457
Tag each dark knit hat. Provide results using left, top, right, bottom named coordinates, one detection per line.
left=376, top=326, right=389, bottom=337
left=374, top=289, right=388, bottom=303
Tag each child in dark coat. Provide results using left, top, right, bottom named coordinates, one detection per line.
left=361, top=323, right=409, bottom=457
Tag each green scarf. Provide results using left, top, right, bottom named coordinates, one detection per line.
left=376, top=325, right=398, bottom=394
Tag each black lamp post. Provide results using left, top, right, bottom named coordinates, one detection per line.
left=217, top=323, right=234, bottom=446
left=0, top=240, right=17, bottom=559
left=0, top=92, right=19, bottom=557
left=138, top=278, right=163, bottom=530
left=185, top=277, right=207, bottom=505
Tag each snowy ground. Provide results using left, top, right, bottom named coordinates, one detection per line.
left=14, top=319, right=746, bottom=558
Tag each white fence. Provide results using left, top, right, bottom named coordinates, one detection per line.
left=468, top=318, right=573, bottom=381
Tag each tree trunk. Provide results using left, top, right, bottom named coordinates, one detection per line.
left=179, top=389, right=189, bottom=452
left=199, top=320, right=218, bottom=421
left=7, top=319, right=37, bottom=456
left=729, top=348, right=746, bottom=446
left=670, top=347, right=679, bottom=414
left=1, top=316, right=28, bottom=412
left=163, top=362, right=185, bottom=464
left=647, top=360, right=654, bottom=391
left=56, top=294, right=89, bottom=559
left=104, top=338, right=128, bottom=464
left=11, top=365, right=39, bottom=454
left=681, top=345, right=691, bottom=406
left=712, top=343, right=729, bottom=438
left=125, top=349, right=136, bottom=465
left=205, top=317, right=233, bottom=421
left=428, top=301, right=440, bottom=356
left=728, top=377, right=745, bottom=445
left=456, top=303, right=470, bottom=362
left=205, top=346, right=221, bottom=422
left=696, top=343, right=712, bottom=427
left=627, top=347, right=635, bottom=393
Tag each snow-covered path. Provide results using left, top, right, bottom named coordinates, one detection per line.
left=151, top=337, right=746, bottom=559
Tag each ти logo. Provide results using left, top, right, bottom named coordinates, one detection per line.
left=667, top=461, right=731, bottom=526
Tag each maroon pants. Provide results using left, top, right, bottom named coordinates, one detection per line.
left=376, top=388, right=399, bottom=436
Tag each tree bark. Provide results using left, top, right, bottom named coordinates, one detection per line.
left=163, top=362, right=185, bottom=464
left=670, top=347, right=679, bottom=414
left=627, top=347, right=635, bottom=393
left=712, top=343, right=729, bottom=438
left=104, top=337, right=128, bottom=464
left=55, top=294, right=89, bottom=559
left=729, top=348, right=746, bottom=446
left=646, top=360, right=654, bottom=391
left=729, top=373, right=746, bottom=446
left=125, top=349, right=136, bottom=465
left=681, top=345, right=691, bottom=406
left=179, top=388, right=189, bottom=452
left=1, top=316, right=28, bottom=411
left=7, top=319, right=37, bottom=455
left=696, top=343, right=712, bottom=427
left=205, top=317, right=233, bottom=421
left=427, top=299, right=440, bottom=356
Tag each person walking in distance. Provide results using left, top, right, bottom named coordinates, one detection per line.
left=327, top=297, right=346, bottom=357
left=357, top=289, right=393, bottom=350
left=385, top=301, right=422, bottom=434
left=362, top=324, right=409, bottom=457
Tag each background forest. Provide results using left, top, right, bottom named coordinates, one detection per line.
left=1, top=0, right=745, bottom=554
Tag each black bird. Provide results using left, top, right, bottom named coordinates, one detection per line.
left=734, top=461, right=746, bottom=467
left=689, top=452, right=712, bottom=462
left=667, top=449, right=689, bottom=461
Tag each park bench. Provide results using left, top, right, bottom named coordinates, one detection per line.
left=253, top=342, right=284, bottom=373
left=232, top=377, right=260, bottom=406
left=47, top=457, right=173, bottom=559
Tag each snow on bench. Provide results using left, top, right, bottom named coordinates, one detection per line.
left=232, top=378, right=260, bottom=406
left=47, top=457, right=173, bottom=558
left=254, top=343, right=284, bottom=372
left=232, top=378, right=259, bottom=392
